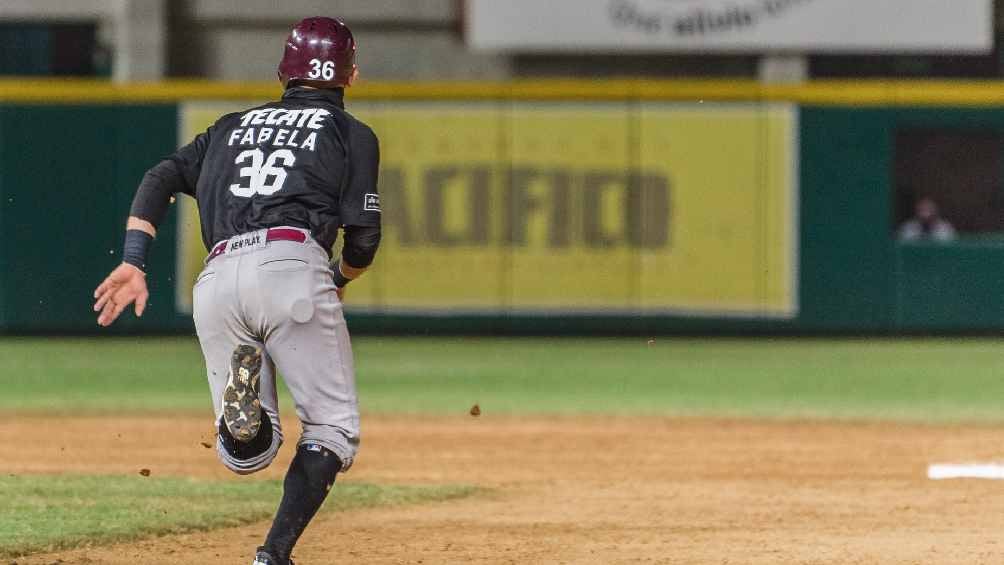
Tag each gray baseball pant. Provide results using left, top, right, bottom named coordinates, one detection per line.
left=192, top=228, right=360, bottom=473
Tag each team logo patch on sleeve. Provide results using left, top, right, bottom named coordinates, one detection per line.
left=364, top=193, right=381, bottom=212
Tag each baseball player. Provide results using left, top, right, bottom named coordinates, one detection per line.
left=92, top=17, right=380, bottom=565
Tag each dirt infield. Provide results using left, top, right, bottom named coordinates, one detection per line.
left=6, top=414, right=1004, bottom=564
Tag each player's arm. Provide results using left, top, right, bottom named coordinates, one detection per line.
left=93, top=131, right=210, bottom=326
left=332, top=225, right=381, bottom=292
left=332, top=122, right=381, bottom=299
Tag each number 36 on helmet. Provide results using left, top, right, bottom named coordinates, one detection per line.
left=277, top=17, right=357, bottom=87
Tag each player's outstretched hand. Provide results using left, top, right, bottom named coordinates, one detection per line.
left=93, top=263, right=149, bottom=326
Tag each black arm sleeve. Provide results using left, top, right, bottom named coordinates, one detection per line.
left=341, top=225, right=381, bottom=268
left=337, top=118, right=382, bottom=269
left=338, top=121, right=381, bottom=227
left=129, top=129, right=212, bottom=227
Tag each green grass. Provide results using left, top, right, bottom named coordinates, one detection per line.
left=5, top=336, right=1004, bottom=421
left=2, top=337, right=1002, bottom=556
left=0, top=473, right=476, bottom=558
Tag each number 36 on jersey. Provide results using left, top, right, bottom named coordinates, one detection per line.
left=229, top=148, right=295, bottom=197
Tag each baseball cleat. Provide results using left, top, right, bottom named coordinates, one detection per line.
left=252, top=547, right=292, bottom=565
left=222, top=345, right=263, bottom=443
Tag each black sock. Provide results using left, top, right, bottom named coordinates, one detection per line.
left=263, top=443, right=342, bottom=562
left=218, top=415, right=273, bottom=460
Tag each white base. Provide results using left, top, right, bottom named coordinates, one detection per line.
left=928, top=463, right=1004, bottom=480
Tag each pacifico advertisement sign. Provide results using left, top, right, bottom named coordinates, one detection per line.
left=177, top=101, right=798, bottom=318
left=466, top=0, right=992, bottom=53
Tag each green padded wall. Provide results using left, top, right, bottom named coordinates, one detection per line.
left=0, top=104, right=186, bottom=332
left=5, top=102, right=1004, bottom=334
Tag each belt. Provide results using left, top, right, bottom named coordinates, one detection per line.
left=206, top=227, right=308, bottom=263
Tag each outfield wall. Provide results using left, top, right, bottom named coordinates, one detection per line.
left=1, top=80, right=1002, bottom=334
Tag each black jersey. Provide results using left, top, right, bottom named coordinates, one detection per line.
left=132, top=87, right=380, bottom=253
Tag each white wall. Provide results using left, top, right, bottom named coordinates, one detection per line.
left=187, top=0, right=456, bottom=22
left=0, top=0, right=510, bottom=81
left=170, top=0, right=511, bottom=80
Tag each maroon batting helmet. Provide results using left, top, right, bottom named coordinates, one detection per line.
left=277, top=17, right=356, bottom=86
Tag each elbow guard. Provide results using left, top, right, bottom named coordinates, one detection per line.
left=341, top=225, right=381, bottom=268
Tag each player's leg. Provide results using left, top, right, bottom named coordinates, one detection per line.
left=252, top=239, right=359, bottom=563
left=259, top=311, right=355, bottom=563
left=215, top=346, right=284, bottom=473
left=193, top=261, right=284, bottom=474
left=266, top=283, right=359, bottom=467
left=252, top=442, right=344, bottom=565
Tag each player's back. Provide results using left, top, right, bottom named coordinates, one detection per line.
left=193, top=87, right=375, bottom=252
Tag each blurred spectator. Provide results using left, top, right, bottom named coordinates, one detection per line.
left=897, top=197, right=957, bottom=242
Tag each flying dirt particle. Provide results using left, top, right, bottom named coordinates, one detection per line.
left=200, top=441, right=212, bottom=449
left=139, top=469, right=151, bottom=477
left=469, top=404, right=481, bottom=417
